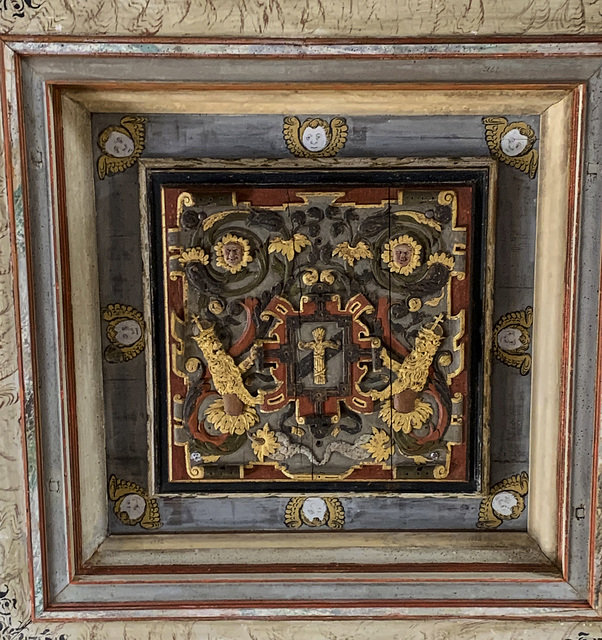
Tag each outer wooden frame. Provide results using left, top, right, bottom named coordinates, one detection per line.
left=1, top=37, right=602, bottom=638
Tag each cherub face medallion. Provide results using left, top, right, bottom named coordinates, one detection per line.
left=102, top=304, right=145, bottom=363
left=301, top=124, right=329, bottom=152
left=222, top=241, right=244, bottom=266
left=112, top=318, right=142, bottom=346
left=496, top=326, right=527, bottom=352
left=283, top=116, right=348, bottom=157
left=500, top=128, right=529, bottom=157
left=492, top=307, right=533, bottom=375
left=483, top=116, right=538, bottom=178
left=104, top=130, right=136, bottom=157
left=392, top=243, right=414, bottom=268
left=382, top=235, right=422, bottom=275
left=97, top=116, right=146, bottom=179
left=214, top=233, right=253, bottom=274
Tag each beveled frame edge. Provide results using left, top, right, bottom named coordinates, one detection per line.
left=0, top=38, right=596, bottom=624
left=48, top=80, right=582, bottom=611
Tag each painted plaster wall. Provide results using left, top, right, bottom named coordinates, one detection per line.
left=3, top=0, right=602, bottom=37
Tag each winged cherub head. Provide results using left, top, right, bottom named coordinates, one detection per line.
left=99, top=127, right=135, bottom=158
left=300, top=118, right=330, bottom=152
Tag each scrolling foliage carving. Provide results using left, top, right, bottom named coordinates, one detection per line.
left=157, top=180, right=482, bottom=488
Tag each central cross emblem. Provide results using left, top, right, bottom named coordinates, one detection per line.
left=298, top=327, right=340, bottom=385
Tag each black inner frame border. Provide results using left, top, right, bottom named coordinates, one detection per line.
left=147, top=168, right=489, bottom=494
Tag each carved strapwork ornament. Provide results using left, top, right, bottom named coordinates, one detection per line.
left=284, top=496, right=345, bottom=529
left=483, top=116, right=538, bottom=178
left=97, top=116, right=146, bottom=179
left=477, top=472, right=529, bottom=529
left=283, top=116, right=348, bottom=157
left=493, top=306, right=533, bottom=375
left=108, top=476, right=161, bottom=529
left=102, top=303, right=145, bottom=363
left=160, top=182, right=478, bottom=486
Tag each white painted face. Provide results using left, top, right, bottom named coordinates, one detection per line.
left=302, top=497, right=328, bottom=524
left=302, top=126, right=328, bottom=152
left=500, top=128, right=529, bottom=157
left=491, top=491, right=519, bottom=517
left=113, top=319, right=142, bottom=346
left=120, top=494, right=146, bottom=520
left=497, top=326, right=523, bottom=351
left=105, top=130, right=135, bottom=158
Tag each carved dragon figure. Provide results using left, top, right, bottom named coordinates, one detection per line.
left=192, top=316, right=265, bottom=413
left=370, top=314, right=444, bottom=402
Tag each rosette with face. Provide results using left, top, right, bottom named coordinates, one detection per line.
left=381, top=235, right=422, bottom=275
left=213, top=233, right=253, bottom=274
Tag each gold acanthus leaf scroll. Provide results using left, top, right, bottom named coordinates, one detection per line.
left=191, top=317, right=265, bottom=406
left=97, top=116, right=146, bottom=179
left=483, top=116, right=538, bottom=178
left=283, top=116, right=348, bottom=158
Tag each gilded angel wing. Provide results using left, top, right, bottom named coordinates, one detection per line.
left=108, top=475, right=134, bottom=501
left=284, top=496, right=304, bottom=528
left=140, top=497, right=162, bottom=529
left=504, top=147, right=539, bottom=179
left=98, top=154, right=130, bottom=180
left=121, top=116, right=146, bottom=151
left=483, top=116, right=507, bottom=158
left=323, top=117, right=349, bottom=157
left=325, top=497, right=345, bottom=529
left=282, top=116, right=305, bottom=157
left=477, top=494, right=502, bottom=529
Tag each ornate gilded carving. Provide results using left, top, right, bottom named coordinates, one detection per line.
left=298, top=326, right=340, bottom=385
left=427, top=252, right=455, bottom=270
left=165, top=186, right=472, bottom=483
left=102, top=303, right=145, bottom=363
left=97, top=116, right=146, bottom=179
left=283, top=116, right=348, bottom=158
left=493, top=306, right=533, bottom=375
left=378, top=397, right=434, bottom=434
left=332, top=241, right=373, bottom=266
left=205, top=397, right=259, bottom=435
left=302, top=268, right=336, bottom=286
left=362, top=427, right=391, bottom=463
left=477, top=472, right=529, bottom=529
left=180, top=247, right=209, bottom=266
left=268, top=233, right=311, bottom=261
left=381, top=234, right=422, bottom=275
left=369, top=316, right=444, bottom=400
left=214, top=233, right=253, bottom=273
left=483, top=116, right=538, bottom=178
left=191, top=316, right=265, bottom=407
left=108, top=475, right=161, bottom=529
left=284, top=496, right=345, bottom=529
left=250, top=424, right=280, bottom=462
